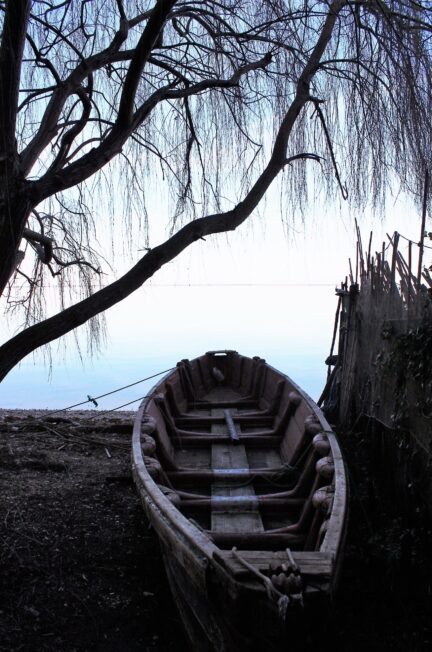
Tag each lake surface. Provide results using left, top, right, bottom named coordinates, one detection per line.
left=0, top=285, right=337, bottom=410
left=1, top=186, right=422, bottom=412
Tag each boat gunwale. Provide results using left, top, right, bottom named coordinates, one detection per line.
left=131, top=354, right=347, bottom=569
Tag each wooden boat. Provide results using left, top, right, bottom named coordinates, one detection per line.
left=132, top=351, right=348, bottom=651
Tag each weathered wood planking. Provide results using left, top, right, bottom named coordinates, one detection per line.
left=215, top=550, right=333, bottom=578
left=175, top=448, right=211, bottom=469
left=280, top=399, right=311, bottom=463
left=210, top=407, right=264, bottom=533
left=247, top=448, right=281, bottom=469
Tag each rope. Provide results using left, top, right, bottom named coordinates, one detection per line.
left=87, top=393, right=152, bottom=415
left=1, top=366, right=175, bottom=431
left=230, top=547, right=303, bottom=621
left=231, top=547, right=281, bottom=602
left=0, top=392, right=160, bottom=447
left=48, top=366, right=175, bottom=414
left=397, top=231, right=432, bottom=250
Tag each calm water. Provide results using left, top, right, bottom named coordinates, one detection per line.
left=0, top=285, right=337, bottom=410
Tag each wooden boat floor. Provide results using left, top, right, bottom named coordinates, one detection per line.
left=175, top=448, right=211, bottom=469
left=202, top=386, right=242, bottom=401
left=175, top=384, right=282, bottom=471
left=174, top=385, right=292, bottom=534
left=247, top=449, right=280, bottom=468
left=211, top=408, right=263, bottom=534
left=174, top=447, right=282, bottom=471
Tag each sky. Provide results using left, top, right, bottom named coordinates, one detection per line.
left=1, top=3, right=429, bottom=412
left=0, top=189, right=427, bottom=411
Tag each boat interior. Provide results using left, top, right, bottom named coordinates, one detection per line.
left=140, top=350, right=338, bottom=554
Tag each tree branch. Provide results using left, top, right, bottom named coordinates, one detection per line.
left=23, top=227, right=53, bottom=264
left=19, top=7, right=132, bottom=175
left=47, top=86, right=92, bottom=173
left=0, top=1, right=347, bottom=380
left=310, top=98, right=348, bottom=199
left=29, top=53, right=273, bottom=202
left=116, top=0, right=177, bottom=128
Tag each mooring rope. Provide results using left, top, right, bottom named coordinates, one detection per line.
left=1, top=366, right=175, bottom=428
left=45, top=366, right=175, bottom=414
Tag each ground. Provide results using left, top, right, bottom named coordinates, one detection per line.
left=0, top=410, right=188, bottom=652
left=0, top=409, right=431, bottom=651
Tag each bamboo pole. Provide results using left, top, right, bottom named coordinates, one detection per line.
left=367, top=230, right=373, bottom=277
left=348, top=258, right=354, bottom=285
left=356, top=221, right=365, bottom=282
left=390, top=231, right=399, bottom=291
left=417, top=169, right=429, bottom=286
left=327, top=295, right=342, bottom=380
left=355, top=238, right=359, bottom=285
left=376, top=252, right=381, bottom=290
left=408, top=240, right=413, bottom=301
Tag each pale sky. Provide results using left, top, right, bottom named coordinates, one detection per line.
left=0, top=188, right=427, bottom=410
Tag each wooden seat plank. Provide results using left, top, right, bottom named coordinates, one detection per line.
left=213, top=550, right=333, bottom=578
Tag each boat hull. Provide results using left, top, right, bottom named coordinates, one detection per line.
left=132, top=351, right=348, bottom=651
left=133, top=478, right=326, bottom=652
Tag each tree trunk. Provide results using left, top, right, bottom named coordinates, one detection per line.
left=0, top=176, right=31, bottom=296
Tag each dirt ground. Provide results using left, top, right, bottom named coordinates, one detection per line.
left=0, top=410, right=188, bottom=652
left=0, top=409, right=431, bottom=652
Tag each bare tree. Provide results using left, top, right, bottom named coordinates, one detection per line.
left=1, top=0, right=432, bottom=381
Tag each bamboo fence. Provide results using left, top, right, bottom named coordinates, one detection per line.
left=321, top=219, right=432, bottom=510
